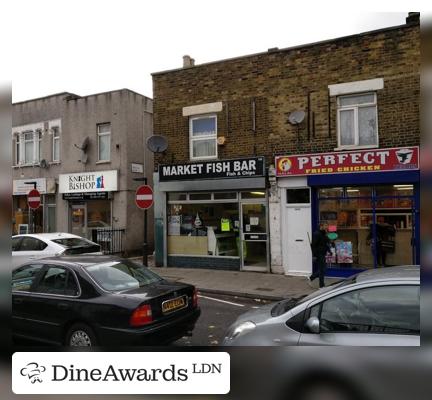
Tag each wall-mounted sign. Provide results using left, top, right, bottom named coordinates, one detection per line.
left=59, top=170, right=118, bottom=193
left=13, top=178, right=47, bottom=195
left=62, top=192, right=110, bottom=201
left=159, top=157, right=265, bottom=181
left=275, top=147, right=419, bottom=177
left=131, top=163, right=144, bottom=173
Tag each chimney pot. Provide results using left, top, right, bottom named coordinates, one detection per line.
left=406, top=12, right=420, bottom=25
left=183, top=55, right=195, bottom=68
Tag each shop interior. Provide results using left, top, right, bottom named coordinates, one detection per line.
left=318, top=184, right=416, bottom=268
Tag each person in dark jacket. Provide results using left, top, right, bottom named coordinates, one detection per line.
left=309, top=222, right=331, bottom=288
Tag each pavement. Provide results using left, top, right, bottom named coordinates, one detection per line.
left=130, top=255, right=336, bottom=300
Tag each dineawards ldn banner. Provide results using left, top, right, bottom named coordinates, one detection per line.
left=275, top=146, right=419, bottom=177
left=12, top=352, right=230, bottom=395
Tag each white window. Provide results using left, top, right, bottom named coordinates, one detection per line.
left=52, top=126, right=60, bottom=162
left=23, top=131, right=34, bottom=164
left=189, top=115, right=217, bottom=160
left=35, top=129, right=42, bottom=162
left=337, top=93, right=378, bottom=149
left=14, top=133, right=20, bottom=165
left=97, top=123, right=111, bottom=162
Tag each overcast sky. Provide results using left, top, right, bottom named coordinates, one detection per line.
left=7, top=2, right=411, bottom=103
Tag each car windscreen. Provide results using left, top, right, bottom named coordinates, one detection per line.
left=51, top=238, right=101, bottom=254
left=85, top=261, right=163, bottom=291
left=271, top=276, right=358, bottom=317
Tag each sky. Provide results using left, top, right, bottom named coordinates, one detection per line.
left=4, top=2, right=414, bottom=102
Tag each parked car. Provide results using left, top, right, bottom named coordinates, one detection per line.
left=12, top=256, right=200, bottom=346
left=12, top=233, right=102, bottom=268
left=223, top=266, right=419, bottom=346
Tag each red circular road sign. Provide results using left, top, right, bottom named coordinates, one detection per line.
left=27, top=189, right=41, bottom=209
left=135, top=185, right=154, bottom=210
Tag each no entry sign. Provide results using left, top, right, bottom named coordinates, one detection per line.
left=27, top=189, right=41, bottom=209
left=135, top=185, right=154, bottom=210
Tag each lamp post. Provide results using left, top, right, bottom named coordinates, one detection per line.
left=133, top=176, right=148, bottom=265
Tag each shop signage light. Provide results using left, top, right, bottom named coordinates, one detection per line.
left=275, top=147, right=419, bottom=177
left=159, top=157, right=265, bottom=181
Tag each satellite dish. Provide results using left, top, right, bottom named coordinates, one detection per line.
left=147, top=135, right=168, bottom=153
left=40, top=159, right=48, bottom=169
left=80, top=153, right=88, bottom=164
left=288, top=110, right=306, bottom=125
left=74, top=136, right=90, bottom=152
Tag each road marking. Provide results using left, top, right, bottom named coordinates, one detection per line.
left=198, top=294, right=245, bottom=307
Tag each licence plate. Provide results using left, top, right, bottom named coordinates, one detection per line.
left=162, top=296, right=186, bottom=313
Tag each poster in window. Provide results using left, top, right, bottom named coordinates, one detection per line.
left=168, top=215, right=181, bottom=236
left=336, top=241, right=353, bottom=263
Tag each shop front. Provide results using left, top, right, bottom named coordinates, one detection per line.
left=275, top=146, right=420, bottom=277
left=12, top=178, right=57, bottom=234
left=154, top=157, right=269, bottom=271
left=59, top=170, right=118, bottom=240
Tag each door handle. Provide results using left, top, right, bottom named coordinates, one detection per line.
left=295, top=239, right=304, bottom=242
left=57, top=303, right=69, bottom=311
left=13, top=298, right=23, bottom=305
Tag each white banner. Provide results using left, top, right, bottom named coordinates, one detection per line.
left=59, top=170, right=118, bottom=193
left=12, top=351, right=230, bottom=394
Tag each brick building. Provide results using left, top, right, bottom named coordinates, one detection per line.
left=152, top=13, right=420, bottom=276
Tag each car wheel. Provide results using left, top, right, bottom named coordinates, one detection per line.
left=66, top=323, right=98, bottom=347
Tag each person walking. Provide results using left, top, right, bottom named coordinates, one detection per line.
left=309, top=222, right=331, bottom=288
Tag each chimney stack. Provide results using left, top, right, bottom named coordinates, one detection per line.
left=183, top=55, right=195, bottom=68
left=406, top=12, right=420, bottom=25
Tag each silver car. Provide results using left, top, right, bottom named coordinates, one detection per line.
left=223, top=266, right=420, bottom=346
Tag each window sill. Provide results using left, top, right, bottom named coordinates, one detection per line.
left=12, top=163, right=41, bottom=168
left=334, top=145, right=379, bottom=151
left=49, top=161, right=61, bottom=165
left=96, top=160, right=111, bottom=164
left=189, top=156, right=218, bottom=162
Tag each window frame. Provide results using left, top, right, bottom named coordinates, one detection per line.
left=336, top=92, right=378, bottom=150
left=97, top=122, right=111, bottom=162
left=52, top=126, right=60, bottom=162
left=189, top=114, right=218, bottom=161
left=14, top=133, right=21, bottom=166
left=23, top=130, right=35, bottom=165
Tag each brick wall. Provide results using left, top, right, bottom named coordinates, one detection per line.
left=152, top=17, right=420, bottom=167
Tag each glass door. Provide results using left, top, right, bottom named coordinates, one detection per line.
left=70, top=204, right=87, bottom=238
left=240, top=202, right=269, bottom=271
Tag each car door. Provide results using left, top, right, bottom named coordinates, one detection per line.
left=12, top=263, right=45, bottom=338
left=298, top=284, right=420, bottom=346
left=24, top=265, right=81, bottom=344
left=12, top=237, right=51, bottom=268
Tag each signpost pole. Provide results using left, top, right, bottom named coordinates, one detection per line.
left=143, top=177, right=148, bottom=266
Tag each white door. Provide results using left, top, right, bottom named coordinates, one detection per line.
left=283, top=206, right=312, bottom=275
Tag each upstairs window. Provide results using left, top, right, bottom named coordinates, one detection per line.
left=23, top=131, right=35, bottom=164
left=337, top=93, right=378, bottom=148
left=52, top=126, right=60, bottom=162
left=97, top=123, right=111, bottom=162
left=189, top=115, right=217, bottom=160
left=14, top=133, right=20, bottom=165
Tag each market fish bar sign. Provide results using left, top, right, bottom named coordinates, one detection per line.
left=159, top=157, right=265, bottom=181
left=275, top=147, right=419, bottom=177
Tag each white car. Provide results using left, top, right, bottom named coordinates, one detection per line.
left=12, top=233, right=102, bottom=268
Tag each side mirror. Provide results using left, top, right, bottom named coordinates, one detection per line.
left=305, top=316, right=320, bottom=334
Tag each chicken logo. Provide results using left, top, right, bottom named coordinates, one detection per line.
left=20, top=362, right=46, bottom=384
left=277, top=157, right=292, bottom=173
left=396, top=149, right=414, bottom=164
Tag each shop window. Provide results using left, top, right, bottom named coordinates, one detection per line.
left=241, top=191, right=266, bottom=199
left=319, top=285, right=419, bottom=334
left=167, top=203, right=240, bottom=257
left=168, top=193, right=187, bottom=201
left=189, top=193, right=212, bottom=201
left=214, top=192, right=237, bottom=200
left=286, top=188, right=310, bottom=204
left=87, top=200, right=111, bottom=230
left=189, top=115, right=217, bottom=160
left=97, top=123, right=111, bottom=162
left=337, top=93, right=378, bottom=148
left=346, top=186, right=372, bottom=197
left=52, top=126, right=60, bottom=162
left=318, top=187, right=344, bottom=198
